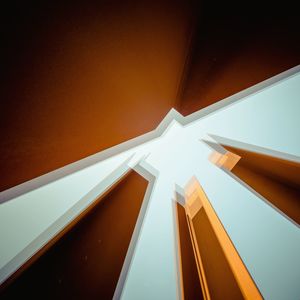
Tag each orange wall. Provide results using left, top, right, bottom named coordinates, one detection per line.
left=0, top=0, right=195, bottom=191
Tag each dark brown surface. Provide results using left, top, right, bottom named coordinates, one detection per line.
left=179, top=1, right=300, bottom=115
left=0, top=0, right=196, bottom=192
left=1, top=1, right=299, bottom=192
left=226, top=145, right=300, bottom=225
left=176, top=203, right=203, bottom=300
left=192, top=208, right=244, bottom=300
left=1, top=170, right=148, bottom=300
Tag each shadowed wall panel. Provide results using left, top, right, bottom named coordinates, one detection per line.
left=176, top=203, right=203, bottom=300
left=0, top=170, right=148, bottom=299
left=179, top=1, right=300, bottom=115
left=224, top=145, right=300, bottom=225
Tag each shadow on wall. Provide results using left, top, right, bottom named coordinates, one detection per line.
left=179, top=1, right=300, bottom=115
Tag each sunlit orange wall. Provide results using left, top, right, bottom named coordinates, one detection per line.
left=0, top=1, right=195, bottom=191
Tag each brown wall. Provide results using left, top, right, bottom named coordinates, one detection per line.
left=0, top=0, right=196, bottom=191
left=225, top=145, right=300, bottom=225
left=1, top=170, right=148, bottom=299
left=2, top=1, right=299, bottom=191
left=176, top=203, right=203, bottom=300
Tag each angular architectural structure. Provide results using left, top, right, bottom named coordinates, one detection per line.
left=0, top=66, right=300, bottom=299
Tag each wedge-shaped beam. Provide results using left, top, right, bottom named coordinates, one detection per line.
left=208, top=138, right=300, bottom=226
left=173, top=200, right=204, bottom=300
left=179, top=178, right=262, bottom=300
left=0, top=170, right=150, bottom=299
